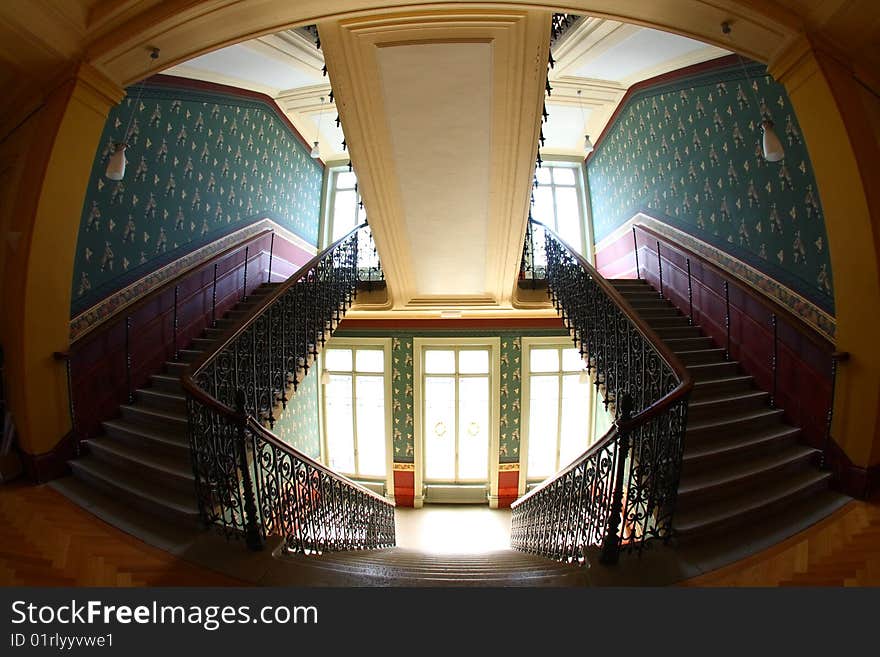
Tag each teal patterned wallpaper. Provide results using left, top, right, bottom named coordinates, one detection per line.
left=498, top=336, right=522, bottom=463
left=587, top=61, right=834, bottom=313
left=391, top=337, right=415, bottom=462
left=271, top=371, right=321, bottom=460
left=71, top=79, right=323, bottom=316
left=335, top=328, right=566, bottom=465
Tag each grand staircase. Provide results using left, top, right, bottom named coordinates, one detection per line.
left=67, top=282, right=282, bottom=527
left=278, top=547, right=588, bottom=587
left=608, top=278, right=832, bottom=541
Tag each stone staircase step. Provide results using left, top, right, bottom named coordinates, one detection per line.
left=688, top=389, right=770, bottom=420
left=675, top=347, right=727, bottom=365
left=163, top=360, right=191, bottom=376
left=687, top=361, right=741, bottom=381
left=203, top=327, right=225, bottom=339
left=136, top=388, right=187, bottom=414
left=120, top=405, right=188, bottom=433
left=686, top=407, right=786, bottom=442
left=682, top=425, right=802, bottom=474
left=102, top=419, right=189, bottom=458
left=83, top=437, right=193, bottom=493
left=691, top=374, right=754, bottom=399
left=673, top=469, right=831, bottom=538
left=631, top=305, right=681, bottom=317
left=677, top=444, right=819, bottom=508
left=609, top=279, right=652, bottom=289
left=653, top=325, right=704, bottom=339
left=68, top=457, right=199, bottom=525
left=149, top=373, right=182, bottom=394
left=663, top=336, right=715, bottom=351
left=189, top=337, right=215, bottom=351
left=214, top=318, right=236, bottom=330
left=643, top=315, right=692, bottom=328
left=177, top=348, right=204, bottom=363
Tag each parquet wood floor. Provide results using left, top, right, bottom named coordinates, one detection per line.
left=0, top=482, right=243, bottom=586
left=1, top=481, right=878, bottom=586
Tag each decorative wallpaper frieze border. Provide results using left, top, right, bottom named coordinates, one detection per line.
left=596, top=212, right=836, bottom=340
left=69, top=218, right=316, bottom=343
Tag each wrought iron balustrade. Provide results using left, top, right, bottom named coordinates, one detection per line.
left=182, top=223, right=394, bottom=554
left=510, top=219, right=692, bottom=565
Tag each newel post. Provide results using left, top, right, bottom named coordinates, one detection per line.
left=235, top=389, right=264, bottom=551
left=600, top=393, right=633, bottom=565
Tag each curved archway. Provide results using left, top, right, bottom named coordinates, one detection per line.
left=6, top=1, right=879, bottom=481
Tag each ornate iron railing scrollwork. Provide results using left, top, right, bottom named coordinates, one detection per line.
left=183, top=223, right=395, bottom=554
left=510, top=219, right=692, bottom=565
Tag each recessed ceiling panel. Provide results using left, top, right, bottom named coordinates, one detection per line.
left=377, top=42, right=492, bottom=297
left=181, top=44, right=320, bottom=92
left=573, top=28, right=710, bottom=81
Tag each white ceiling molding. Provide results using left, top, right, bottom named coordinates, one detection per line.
left=319, top=10, right=551, bottom=313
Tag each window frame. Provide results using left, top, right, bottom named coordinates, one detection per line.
left=318, top=337, right=394, bottom=496
left=320, top=165, right=365, bottom=249
left=413, top=337, right=501, bottom=506
left=532, top=158, right=594, bottom=259
left=518, top=336, right=600, bottom=494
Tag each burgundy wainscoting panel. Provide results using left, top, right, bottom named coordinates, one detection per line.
left=632, top=225, right=835, bottom=461
left=595, top=230, right=638, bottom=280
left=496, top=469, right=520, bottom=509
left=393, top=469, right=415, bottom=507
left=68, top=231, right=293, bottom=441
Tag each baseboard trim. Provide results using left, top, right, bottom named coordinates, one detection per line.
left=18, top=431, right=77, bottom=483
left=827, top=437, right=880, bottom=499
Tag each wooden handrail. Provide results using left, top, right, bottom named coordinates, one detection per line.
left=70, top=228, right=274, bottom=348
left=633, top=223, right=835, bottom=351
left=511, top=219, right=693, bottom=509
left=180, top=222, right=390, bottom=506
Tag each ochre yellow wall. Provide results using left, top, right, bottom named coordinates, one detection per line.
left=769, top=38, right=880, bottom=469
left=0, top=64, right=123, bottom=455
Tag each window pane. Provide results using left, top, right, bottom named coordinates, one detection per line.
left=532, top=186, right=554, bottom=228
left=552, top=167, right=576, bottom=185
left=356, top=376, right=386, bottom=476
left=425, top=376, right=456, bottom=480
left=536, top=167, right=552, bottom=185
left=530, top=348, right=559, bottom=373
left=559, top=374, right=589, bottom=468
left=555, top=186, right=581, bottom=249
left=561, top=348, right=584, bottom=372
left=527, top=375, right=559, bottom=478
left=336, top=171, right=357, bottom=189
left=593, top=401, right=614, bottom=447
left=332, top=189, right=357, bottom=240
left=325, top=374, right=355, bottom=473
left=425, top=350, right=455, bottom=374
left=324, top=348, right=352, bottom=372
left=355, top=349, right=384, bottom=373
left=458, top=377, right=489, bottom=480
left=458, top=349, right=489, bottom=374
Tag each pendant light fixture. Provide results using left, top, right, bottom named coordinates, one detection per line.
left=721, top=22, right=784, bottom=163
left=577, top=89, right=593, bottom=156
left=105, top=47, right=160, bottom=181
left=311, top=96, right=325, bottom=159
